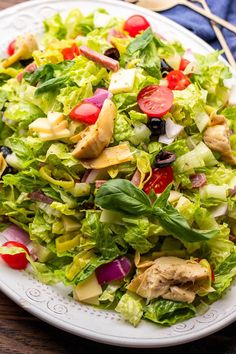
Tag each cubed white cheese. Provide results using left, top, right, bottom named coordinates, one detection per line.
left=75, top=273, right=102, bottom=301
left=39, top=129, right=71, bottom=141
left=29, top=118, right=51, bottom=133
left=52, top=120, right=68, bottom=133
left=93, top=12, right=111, bottom=28
left=47, top=111, right=64, bottom=125
left=109, top=68, right=136, bottom=94
left=228, top=85, right=236, bottom=106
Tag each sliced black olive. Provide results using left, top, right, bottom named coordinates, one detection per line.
left=155, top=150, right=176, bottom=168
left=160, top=59, right=173, bottom=77
left=0, top=146, right=12, bottom=158
left=147, top=118, right=166, bottom=137
left=19, top=58, right=34, bottom=67
left=1, top=166, right=15, bottom=177
left=104, top=47, right=120, bottom=61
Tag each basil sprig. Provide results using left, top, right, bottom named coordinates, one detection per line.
left=95, top=179, right=218, bottom=243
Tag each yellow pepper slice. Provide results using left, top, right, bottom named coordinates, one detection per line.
left=39, top=166, right=74, bottom=189
left=66, top=250, right=94, bottom=281
left=56, top=233, right=81, bottom=253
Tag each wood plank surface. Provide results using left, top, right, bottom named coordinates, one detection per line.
left=0, top=1, right=235, bottom=353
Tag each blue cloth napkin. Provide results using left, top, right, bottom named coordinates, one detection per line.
left=156, top=0, right=236, bottom=59
left=161, top=0, right=236, bottom=59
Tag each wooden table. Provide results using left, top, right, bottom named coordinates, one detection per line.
left=0, top=1, right=235, bottom=353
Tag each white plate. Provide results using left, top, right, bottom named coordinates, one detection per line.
left=0, top=0, right=235, bottom=348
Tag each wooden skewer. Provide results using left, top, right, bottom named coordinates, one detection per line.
left=196, top=0, right=236, bottom=69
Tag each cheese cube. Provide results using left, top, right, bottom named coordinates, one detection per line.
left=109, top=68, right=136, bottom=94
left=74, top=273, right=102, bottom=301
left=47, top=111, right=64, bottom=125
left=29, top=118, right=51, bottom=133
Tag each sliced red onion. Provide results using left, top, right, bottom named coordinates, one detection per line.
left=28, top=191, right=53, bottom=204
left=95, top=256, right=132, bottom=285
left=1, top=224, right=30, bottom=245
left=158, top=134, right=175, bottom=145
left=131, top=169, right=141, bottom=187
left=190, top=173, right=207, bottom=188
left=95, top=180, right=107, bottom=189
left=84, top=168, right=108, bottom=184
left=84, top=89, right=112, bottom=109
left=165, top=118, right=184, bottom=139
left=211, top=203, right=228, bottom=218
left=230, top=185, right=236, bottom=197
left=81, top=169, right=91, bottom=183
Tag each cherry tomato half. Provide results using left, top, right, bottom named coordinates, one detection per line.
left=7, top=40, right=16, bottom=56
left=1, top=241, right=29, bottom=270
left=143, top=166, right=174, bottom=194
left=179, top=58, right=190, bottom=71
left=69, top=102, right=101, bottom=125
left=123, top=15, right=150, bottom=37
left=61, top=44, right=80, bottom=60
left=137, top=85, right=174, bottom=118
left=166, top=70, right=191, bottom=90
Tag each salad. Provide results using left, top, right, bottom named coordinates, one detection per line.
left=0, top=8, right=236, bottom=328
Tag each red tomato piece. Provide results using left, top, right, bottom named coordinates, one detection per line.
left=137, top=85, right=174, bottom=118
left=166, top=70, right=191, bottom=90
left=143, top=166, right=174, bottom=194
left=123, top=15, right=150, bottom=37
left=69, top=102, right=101, bottom=125
left=179, top=58, right=190, bottom=71
left=1, top=241, right=29, bottom=270
left=62, top=44, right=80, bottom=60
left=7, top=40, right=16, bottom=56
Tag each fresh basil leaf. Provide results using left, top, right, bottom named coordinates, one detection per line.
left=24, top=65, right=54, bottom=85
left=96, top=179, right=218, bottom=244
left=153, top=204, right=218, bottom=242
left=127, top=27, right=154, bottom=55
left=153, top=184, right=172, bottom=209
left=24, top=61, right=73, bottom=86
left=35, top=76, right=68, bottom=96
left=95, top=179, right=152, bottom=216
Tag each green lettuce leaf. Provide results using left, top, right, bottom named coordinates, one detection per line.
left=144, top=299, right=196, bottom=326
left=192, top=51, right=231, bottom=107
left=4, top=101, right=43, bottom=131
left=208, top=253, right=236, bottom=302
left=207, top=224, right=234, bottom=267
left=43, top=13, right=67, bottom=44
left=115, top=292, right=144, bottom=327
left=122, top=217, right=154, bottom=253
left=64, top=9, right=84, bottom=39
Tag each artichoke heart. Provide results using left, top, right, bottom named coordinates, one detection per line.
left=0, top=153, right=7, bottom=177
left=71, top=99, right=116, bottom=159
left=2, top=34, right=38, bottom=68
